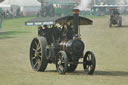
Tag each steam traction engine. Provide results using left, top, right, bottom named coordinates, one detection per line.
left=25, top=9, right=96, bottom=74
left=109, top=8, right=122, bottom=27
left=37, top=0, right=55, bottom=17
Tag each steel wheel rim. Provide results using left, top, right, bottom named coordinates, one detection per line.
left=86, top=54, right=93, bottom=72
left=84, top=52, right=96, bottom=74
left=57, top=54, right=65, bottom=73
left=56, top=51, right=68, bottom=74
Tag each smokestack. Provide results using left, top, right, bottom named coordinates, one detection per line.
left=72, top=9, right=80, bottom=35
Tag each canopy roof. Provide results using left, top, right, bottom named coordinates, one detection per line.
left=25, top=16, right=93, bottom=26
left=93, top=5, right=128, bottom=8
left=38, top=0, right=75, bottom=4
left=49, top=0, right=75, bottom=4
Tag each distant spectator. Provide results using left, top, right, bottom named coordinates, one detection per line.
left=0, top=8, right=3, bottom=31
left=112, top=9, right=120, bottom=16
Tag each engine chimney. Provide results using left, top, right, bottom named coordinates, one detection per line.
left=72, top=9, right=80, bottom=36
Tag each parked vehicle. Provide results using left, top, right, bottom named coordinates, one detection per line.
left=109, top=9, right=122, bottom=27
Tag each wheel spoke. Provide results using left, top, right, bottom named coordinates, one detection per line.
left=84, top=65, right=89, bottom=72
left=89, top=55, right=92, bottom=60
left=90, top=65, right=93, bottom=69
left=37, top=47, right=41, bottom=51
left=38, top=50, right=41, bottom=53
left=60, top=56, right=64, bottom=63
left=88, top=54, right=91, bottom=61
left=88, top=66, right=91, bottom=71
left=58, top=60, right=61, bottom=65
left=37, top=43, right=41, bottom=50
left=37, top=43, right=40, bottom=49
left=37, top=59, right=41, bottom=66
left=32, top=56, right=36, bottom=60
left=87, top=56, right=89, bottom=61
left=86, top=61, right=92, bottom=65
left=34, top=61, right=38, bottom=68
left=35, top=41, right=40, bottom=49
left=35, top=41, right=38, bottom=47
left=38, top=55, right=42, bottom=59
left=32, top=48, right=36, bottom=52
left=34, top=59, right=41, bottom=68
left=58, top=64, right=64, bottom=71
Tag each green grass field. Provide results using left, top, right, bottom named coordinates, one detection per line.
left=0, top=16, right=128, bottom=85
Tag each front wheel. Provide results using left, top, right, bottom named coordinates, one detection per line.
left=56, top=51, right=68, bottom=74
left=83, top=51, right=96, bottom=75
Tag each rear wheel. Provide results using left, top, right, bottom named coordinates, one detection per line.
left=109, top=19, right=112, bottom=27
left=30, top=37, right=48, bottom=72
left=83, top=51, right=96, bottom=75
left=118, top=16, right=122, bottom=27
left=56, top=51, right=68, bottom=74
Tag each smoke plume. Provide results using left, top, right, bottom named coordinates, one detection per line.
left=117, top=0, right=128, bottom=5
left=116, top=0, right=128, bottom=13
left=117, top=0, right=128, bottom=25
left=77, top=0, right=91, bottom=10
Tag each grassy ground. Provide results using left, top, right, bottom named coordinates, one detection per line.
left=0, top=16, right=128, bottom=85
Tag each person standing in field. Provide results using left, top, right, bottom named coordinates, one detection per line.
left=0, top=0, right=4, bottom=31
left=0, top=7, right=3, bottom=31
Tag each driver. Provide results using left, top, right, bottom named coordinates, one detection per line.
left=112, top=9, right=120, bottom=16
left=38, top=25, right=49, bottom=36
left=61, top=21, right=74, bottom=40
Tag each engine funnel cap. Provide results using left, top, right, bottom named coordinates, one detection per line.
left=72, top=9, right=80, bottom=14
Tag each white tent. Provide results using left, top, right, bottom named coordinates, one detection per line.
left=0, top=0, right=41, bottom=16
left=0, top=0, right=41, bottom=6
